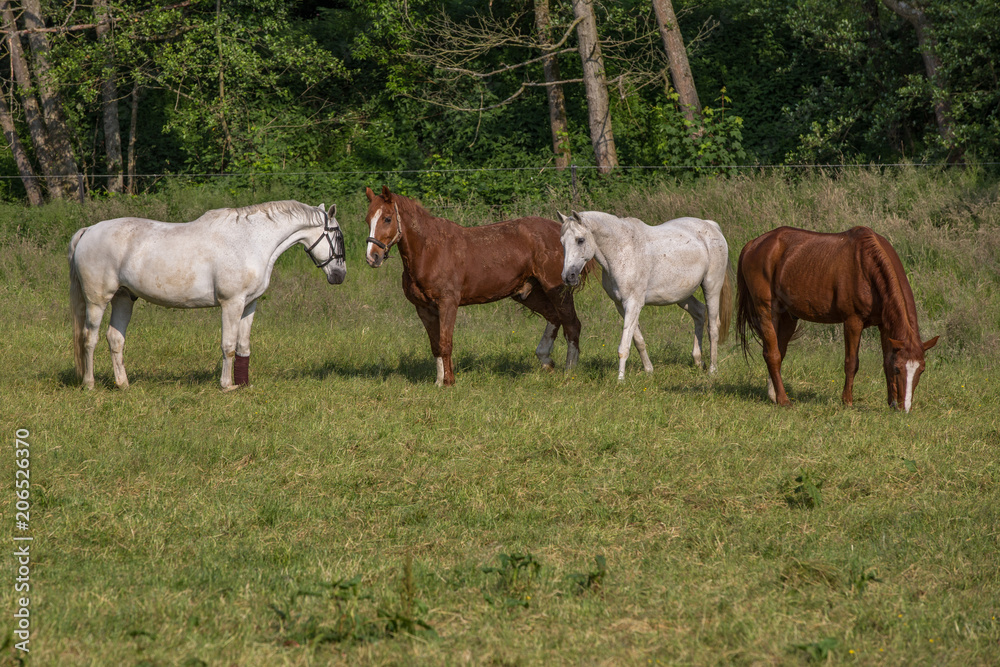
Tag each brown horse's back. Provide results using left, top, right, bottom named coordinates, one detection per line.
left=739, top=226, right=878, bottom=324
left=450, top=216, right=566, bottom=306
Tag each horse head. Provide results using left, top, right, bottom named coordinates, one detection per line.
left=883, top=334, right=939, bottom=412
left=557, top=211, right=596, bottom=286
left=364, top=185, right=403, bottom=268
left=304, top=203, right=347, bottom=285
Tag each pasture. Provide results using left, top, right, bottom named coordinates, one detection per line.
left=2, top=169, right=998, bottom=665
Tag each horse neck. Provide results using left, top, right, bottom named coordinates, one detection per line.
left=586, top=214, right=632, bottom=269
left=240, top=205, right=319, bottom=270
left=864, top=238, right=921, bottom=345
left=394, top=198, right=450, bottom=269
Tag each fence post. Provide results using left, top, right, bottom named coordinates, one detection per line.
left=571, top=164, right=578, bottom=204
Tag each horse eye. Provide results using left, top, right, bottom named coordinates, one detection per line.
left=576, top=237, right=584, bottom=245
left=384, top=216, right=391, bottom=224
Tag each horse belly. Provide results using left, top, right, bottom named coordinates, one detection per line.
left=119, top=254, right=220, bottom=308
left=643, top=247, right=707, bottom=305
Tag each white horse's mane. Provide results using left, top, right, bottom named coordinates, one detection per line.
left=223, top=200, right=320, bottom=226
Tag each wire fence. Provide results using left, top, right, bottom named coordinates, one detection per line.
left=2, top=160, right=994, bottom=206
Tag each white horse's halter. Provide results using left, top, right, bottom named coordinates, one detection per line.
left=305, top=209, right=345, bottom=268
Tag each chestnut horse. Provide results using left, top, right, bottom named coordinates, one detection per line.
left=364, top=186, right=592, bottom=386
left=736, top=226, right=938, bottom=411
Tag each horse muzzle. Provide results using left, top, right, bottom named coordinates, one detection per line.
left=562, top=270, right=580, bottom=286
left=327, top=267, right=347, bottom=285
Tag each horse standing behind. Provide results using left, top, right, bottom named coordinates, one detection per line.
left=68, top=201, right=346, bottom=390
left=735, top=226, right=938, bottom=411
left=558, top=211, right=734, bottom=379
left=363, top=186, right=593, bottom=386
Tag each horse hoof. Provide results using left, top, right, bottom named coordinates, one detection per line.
left=541, top=362, right=555, bottom=372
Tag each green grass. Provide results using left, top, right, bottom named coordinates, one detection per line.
left=2, top=170, right=999, bottom=665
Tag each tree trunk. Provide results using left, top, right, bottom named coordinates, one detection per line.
left=0, top=93, right=44, bottom=205
left=127, top=78, right=140, bottom=195
left=21, top=0, right=84, bottom=198
left=95, top=0, right=124, bottom=193
left=3, top=1, right=61, bottom=197
left=651, top=0, right=701, bottom=125
left=571, top=0, right=618, bottom=173
left=535, top=0, right=571, bottom=170
left=881, top=0, right=962, bottom=161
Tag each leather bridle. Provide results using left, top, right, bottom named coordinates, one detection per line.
left=305, top=209, right=345, bottom=269
left=366, top=202, right=403, bottom=260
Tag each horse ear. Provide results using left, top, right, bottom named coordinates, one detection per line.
left=571, top=210, right=582, bottom=222
left=365, top=187, right=375, bottom=202
left=556, top=211, right=571, bottom=225
left=381, top=184, right=393, bottom=202
left=922, top=335, right=939, bottom=352
left=888, top=337, right=905, bottom=352
left=327, top=203, right=337, bottom=218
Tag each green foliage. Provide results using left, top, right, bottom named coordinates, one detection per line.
left=268, top=564, right=436, bottom=648
left=650, top=90, right=747, bottom=172
left=791, top=636, right=839, bottom=661
left=782, top=471, right=824, bottom=509
left=566, top=555, right=607, bottom=594
left=482, top=552, right=543, bottom=609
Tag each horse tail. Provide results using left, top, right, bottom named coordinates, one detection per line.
left=717, top=261, right=735, bottom=345
left=68, top=229, right=87, bottom=381
left=735, top=251, right=761, bottom=362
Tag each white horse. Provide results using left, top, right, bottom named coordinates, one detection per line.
left=558, top=210, right=734, bottom=380
left=68, top=200, right=346, bottom=390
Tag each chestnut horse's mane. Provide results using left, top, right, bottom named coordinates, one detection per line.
left=857, top=230, right=918, bottom=340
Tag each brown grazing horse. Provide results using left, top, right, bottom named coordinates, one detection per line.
left=363, top=186, right=593, bottom=386
left=736, top=226, right=938, bottom=411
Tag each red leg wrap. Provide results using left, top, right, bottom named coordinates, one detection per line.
left=234, top=354, right=250, bottom=386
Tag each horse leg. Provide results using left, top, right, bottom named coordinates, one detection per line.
left=517, top=287, right=564, bottom=370
left=106, top=289, right=135, bottom=389
left=677, top=296, right=707, bottom=371
left=758, top=306, right=792, bottom=406
left=81, top=299, right=110, bottom=390
left=414, top=304, right=445, bottom=386
left=767, top=312, right=798, bottom=405
left=219, top=299, right=246, bottom=391
left=235, top=300, right=257, bottom=386
left=536, top=322, right=558, bottom=370
left=610, top=300, right=651, bottom=376
left=436, top=300, right=459, bottom=386
left=842, top=317, right=863, bottom=405
left=616, top=299, right=645, bottom=381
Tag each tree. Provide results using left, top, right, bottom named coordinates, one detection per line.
left=880, top=0, right=961, bottom=161
left=2, top=0, right=83, bottom=201
left=534, top=0, right=571, bottom=169
left=571, top=0, right=618, bottom=172
left=95, top=0, right=123, bottom=193
left=651, top=0, right=701, bottom=125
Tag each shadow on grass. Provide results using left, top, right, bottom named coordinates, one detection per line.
left=293, top=350, right=538, bottom=384
left=53, top=366, right=218, bottom=389
left=709, top=379, right=825, bottom=407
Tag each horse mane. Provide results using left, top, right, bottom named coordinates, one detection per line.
left=389, top=192, right=455, bottom=229
left=857, top=228, right=917, bottom=337
left=230, top=200, right=320, bottom=225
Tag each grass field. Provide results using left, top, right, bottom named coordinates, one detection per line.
left=2, top=169, right=999, bottom=665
